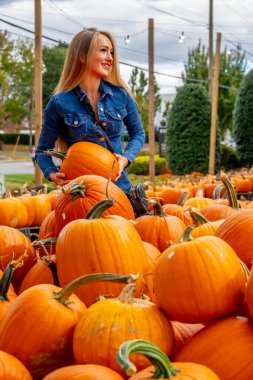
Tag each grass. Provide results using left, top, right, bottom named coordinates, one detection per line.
left=4, top=173, right=171, bottom=194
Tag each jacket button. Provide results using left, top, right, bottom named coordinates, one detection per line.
left=117, top=114, right=121, bottom=118
left=100, top=107, right=104, bottom=111
left=101, top=122, right=107, bottom=127
left=74, top=120, right=78, bottom=125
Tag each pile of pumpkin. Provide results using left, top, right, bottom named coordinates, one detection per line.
left=0, top=142, right=253, bottom=379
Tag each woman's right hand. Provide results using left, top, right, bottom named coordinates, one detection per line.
left=49, top=172, right=70, bottom=186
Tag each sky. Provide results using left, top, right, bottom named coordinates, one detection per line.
left=0, top=0, right=253, bottom=95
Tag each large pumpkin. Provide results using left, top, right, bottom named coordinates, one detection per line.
left=73, top=284, right=174, bottom=376
left=56, top=199, right=153, bottom=306
left=42, top=364, right=124, bottom=380
left=55, top=174, right=134, bottom=233
left=58, top=141, right=119, bottom=181
left=0, top=350, right=32, bottom=380
left=176, top=316, right=253, bottom=380
left=153, top=230, right=246, bottom=323
left=215, top=209, right=253, bottom=266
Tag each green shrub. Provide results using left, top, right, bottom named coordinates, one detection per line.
left=234, top=69, right=253, bottom=167
left=166, top=83, right=221, bottom=175
left=0, top=133, right=34, bottom=145
left=128, top=154, right=168, bottom=175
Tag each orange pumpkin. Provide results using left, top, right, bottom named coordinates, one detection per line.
left=215, top=209, right=253, bottom=266
left=73, top=284, right=174, bottom=376
left=154, top=230, right=246, bottom=323
left=56, top=199, right=153, bottom=306
left=176, top=316, right=253, bottom=380
left=0, top=350, right=32, bottom=380
left=59, top=141, right=119, bottom=181
left=42, top=364, right=124, bottom=380
left=55, top=174, right=134, bottom=233
left=134, top=200, right=186, bottom=252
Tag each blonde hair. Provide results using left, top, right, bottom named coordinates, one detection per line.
left=54, top=28, right=131, bottom=94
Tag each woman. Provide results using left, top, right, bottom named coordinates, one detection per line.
left=35, top=28, right=145, bottom=194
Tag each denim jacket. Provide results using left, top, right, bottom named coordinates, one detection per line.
left=35, top=80, right=145, bottom=192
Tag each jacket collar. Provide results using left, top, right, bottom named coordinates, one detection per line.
left=74, top=80, right=113, bottom=101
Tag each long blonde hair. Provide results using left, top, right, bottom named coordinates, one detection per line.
left=54, top=28, right=131, bottom=94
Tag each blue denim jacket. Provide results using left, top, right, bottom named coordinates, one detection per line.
left=35, top=80, right=145, bottom=192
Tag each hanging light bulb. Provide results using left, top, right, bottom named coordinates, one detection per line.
left=178, top=36, right=183, bottom=44
left=124, top=35, right=130, bottom=45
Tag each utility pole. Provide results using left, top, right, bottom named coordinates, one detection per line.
left=208, top=0, right=213, bottom=98
left=34, top=0, right=43, bottom=185
left=148, top=18, right=155, bottom=182
left=209, top=32, right=221, bottom=175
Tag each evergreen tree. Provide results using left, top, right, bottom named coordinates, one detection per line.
left=166, top=83, right=221, bottom=175
left=182, top=41, right=247, bottom=138
left=42, top=42, right=68, bottom=108
left=234, top=69, right=253, bottom=167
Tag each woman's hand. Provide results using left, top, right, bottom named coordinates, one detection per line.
left=49, top=172, right=70, bottom=186
left=113, top=153, right=129, bottom=181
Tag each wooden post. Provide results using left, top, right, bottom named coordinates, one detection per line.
left=34, top=0, right=43, bottom=185
left=208, top=0, right=213, bottom=98
left=209, top=32, right=221, bottom=175
left=148, top=18, right=155, bottom=182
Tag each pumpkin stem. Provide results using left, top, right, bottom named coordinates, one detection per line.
left=0, top=252, right=27, bottom=301
left=85, top=198, right=115, bottom=219
left=176, top=225, right=195, bottom=243
left=54, top=273, right=140, bottom=305
left=61, top=183, right=90, bottom=200
left=116, top=339, right=180, bottom=378
left=43, top=149, right=66, bottom=160
left=176, top=191, right=188, bottom=206
left=148, top=199, right=165, bottom=216
left=118, top=284, right=136, bottom=303
left=189, top=206, right=209, bottom=226
left=220, top=171, right=240, bottom=209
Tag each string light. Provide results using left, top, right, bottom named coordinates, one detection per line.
left=124, top=35, right=130, bottom=44
left=178, top=31, right=185, bottom=44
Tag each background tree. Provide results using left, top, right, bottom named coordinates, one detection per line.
left=234, top=69, right=253, bottom=167
left=182, top=40, right=247, bottom=138
left=0, top=31, right=34, bottom=131
left=42, top=42, right=68, bottom=109
left=128, top=67, right=161, bottom=136
left=166, top=83, right=221, bottom=175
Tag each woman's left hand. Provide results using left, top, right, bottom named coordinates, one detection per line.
left=113, top=153, right=129, bottom=181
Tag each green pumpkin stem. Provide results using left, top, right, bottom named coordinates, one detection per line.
left=62, top=183, right=90, bottom=200
left=176, top=225, right=195, bottom=243
left=54, top=273, right=139, bottom=304
left=149, top=199, right=165, bottom=216
left=176, top=191, right=189, bottom=206
left=116, top=339, right=180, bottom=378
left=189, top=206, right=209, bottom=226
left=220, top=172, right=240, bottom=209
left=43, top=149, right=67, bottom=160
left=85, top=198, right=115, bottom=219
left=0, top=252, right=27, bottom=301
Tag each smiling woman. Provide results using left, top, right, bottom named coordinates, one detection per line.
left=35, top=28, right=146, bottom=198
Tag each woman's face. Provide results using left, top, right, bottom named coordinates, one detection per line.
left=89, top=33, right=114, bottom=79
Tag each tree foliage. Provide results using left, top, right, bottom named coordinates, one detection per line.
left=42, top=43, right=68, bottom=109
left=234, top=69, right=253, bottom=167
left=182, top=40, right=247, bottom=138
left=166, top=83, right=221, bottom=175
left=128, top=67, right=161, bottom=135
left=0, top=31, right=34, bottom=130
